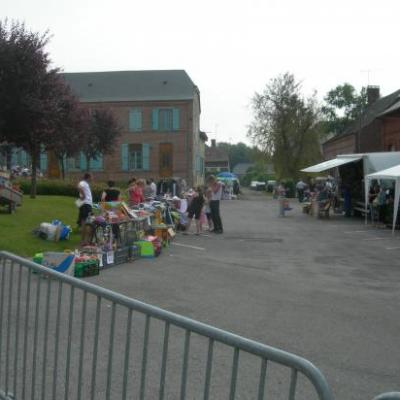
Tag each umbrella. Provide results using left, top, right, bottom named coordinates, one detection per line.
left=217, top=172, right=237, bottom=179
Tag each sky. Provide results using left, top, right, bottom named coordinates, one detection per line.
left=2, top=0, right=400, bottom=145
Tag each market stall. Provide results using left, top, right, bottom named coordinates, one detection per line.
left=34, top=198, right=177, bottom=278
left=365, top=165, right=400, bottom=234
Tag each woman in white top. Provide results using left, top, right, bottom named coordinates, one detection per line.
left=207, top=175, right=223, bottom=233
left=77, top=173, right=93, bottom=227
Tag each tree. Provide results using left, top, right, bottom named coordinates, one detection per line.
left=81, top=109, right=121, bottom=171
left=248, top=73, right=322, bottom=180
left=321, top=83, right=367, bottom=135
left=0, top=20, right=84, bottom=197
left=49, top=94, right=90, bottom=180
left=216, top=142, right=257, bottom=169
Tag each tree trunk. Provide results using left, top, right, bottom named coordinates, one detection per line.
left=86, top=155, right=90, bottom=172
left=59, top=156, right=65, bottom=180
left=30, top=150, right=38, bottom=199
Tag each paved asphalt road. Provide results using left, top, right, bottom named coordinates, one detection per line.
left=3, top=190, right=399, bottom=400
left=87, top=190, right=400, bottom=400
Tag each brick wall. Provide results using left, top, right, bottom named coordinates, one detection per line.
left=322, top=134, right=356, bottom=160
left=358, top=119, right=384, bottom=153
left=382, top=117, right=400, bottom=151
left=66, top=99, right=198, bottom=184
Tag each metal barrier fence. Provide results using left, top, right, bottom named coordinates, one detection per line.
left=0, top=250, right=396, bottom=400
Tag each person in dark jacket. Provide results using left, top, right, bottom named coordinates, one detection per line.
left=185, top=187, right=205, bottom=235
left=101, top=181, right=120, bottom=202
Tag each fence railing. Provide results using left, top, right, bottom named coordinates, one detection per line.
left=0, top=250, right=396, bottom=400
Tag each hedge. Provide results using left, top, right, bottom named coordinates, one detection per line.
left=16, top=179, right=111, bottom=202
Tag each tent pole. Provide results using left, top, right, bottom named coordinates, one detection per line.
left=392, top=178, right=400, bottom=235
left=365, top=178, right=370, bottom=226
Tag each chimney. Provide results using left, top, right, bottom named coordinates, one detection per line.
left=367, top=86, right=380, bottom=105
left=211, top=139, right=216, bottom=148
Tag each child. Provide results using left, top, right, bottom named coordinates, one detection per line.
left=185, top=187, right=205, bottom=235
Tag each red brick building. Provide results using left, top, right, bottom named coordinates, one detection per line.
left=58, top=70, right=206, bottom=186
left=205, top=140, right=230, bottom=174
left=323, top=86, right=400, bottom=159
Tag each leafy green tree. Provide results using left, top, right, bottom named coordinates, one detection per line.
left=321, top=83, right=367, bottom=134
left=216, top=142, right=258, bottom=169
left=248, top=73, right=322, bottom=180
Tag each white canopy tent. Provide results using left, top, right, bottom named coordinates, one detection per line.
left=365, top=165, right=400, bottom=234
left=302, top=152, right=400, bottom=175
left=301, top=155, right=362, bottom=173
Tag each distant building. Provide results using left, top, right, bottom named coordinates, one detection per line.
left=205, top=140, right=230, bottom=174
left=44, top=70, right=206, bottom=186
left=323, top=86, right=400, bottom=160
left=232, top=163, right=254, bottom=178
left=233, top=162, right=274, bottom=179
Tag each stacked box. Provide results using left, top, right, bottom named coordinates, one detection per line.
left=115, top=247, right=130, bottom=265
left=74, top=259, right=99, bottom=278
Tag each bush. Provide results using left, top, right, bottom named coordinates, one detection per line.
left=16, top=179, right=107, bottom=202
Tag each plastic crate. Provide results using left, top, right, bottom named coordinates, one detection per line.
left=129, top=245, right=140, bottom=260
left=115, top=246, right=130, bottom=265
left=74, top=260, right=99, bottom=278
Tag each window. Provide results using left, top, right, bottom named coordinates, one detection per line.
left=129, top=109, right=142, bottom=132
left=66, top=154, right=81, bottom=170
left=152, top=108, right=180, bottom=131
left=159, top=109, right=173, bottom=131
left=121, top=143, right=150, bottom=171
left=129, top=144, right=143, bottom=170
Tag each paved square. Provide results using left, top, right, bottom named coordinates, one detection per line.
left=88, top=191, right=400, bottom=399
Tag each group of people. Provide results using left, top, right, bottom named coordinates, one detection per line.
left=174, top=175, right=224, bottom=235
left=76, top=173, right=224, bottom=237
left=368, top=182, right=395, bottom=226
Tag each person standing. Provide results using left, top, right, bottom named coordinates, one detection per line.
left=101, top=180, right=120, bottom=202
left=185, top=187, right=205, bottom=235
left=277, top=182, right=287, bottom=217
left=129, top=179, right=145, bottom=206
left=150, top=178, right=157, bottom=198
left=296, top=179, right=306, bottom=202
left=207, top=175, right=223, bottom=233
left=77, top=173, right=93, bottom=227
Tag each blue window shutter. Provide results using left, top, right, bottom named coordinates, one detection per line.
left=40, top=151, right=48, bottom=171
left=142, top=144, right=150, bottom=171
left=63, top=155, right=68, bottom=172
left=20, top=150, right=27, bottom=166
left=129, top=109, right=142, bottom=132
left=80, top=152, right=87, bottom=171
left=90, top=154, right=103, bottom=170
left=152, top=108, right=159, bottom=130
left=121, top=144, right=129, bottom=171
left=11, top=148, right=17, bottom=166
left=172, top=108, right=180, bottom=130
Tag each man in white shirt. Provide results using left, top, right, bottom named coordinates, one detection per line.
left=77, top=173, right=93, bottom=228
left=150, top=178, right=157, bottom=198
left=208, top=175, right=224, bottom=233
left=296, top=179, right=306, bottom=202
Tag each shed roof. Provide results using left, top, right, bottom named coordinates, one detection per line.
left=61, top=70, right=198, bottom=103
left=232, top=163, right=254, bottom=175
left=205, top=146, right=229, bottom=163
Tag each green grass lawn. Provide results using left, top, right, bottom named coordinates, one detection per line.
left=0, top=195, right=81, bottom=257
